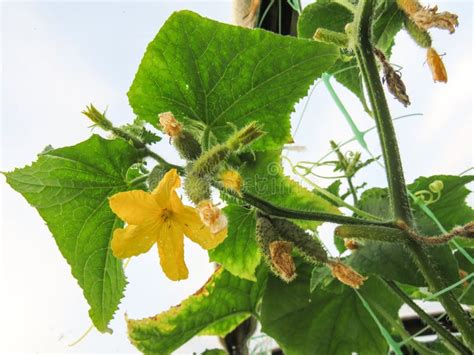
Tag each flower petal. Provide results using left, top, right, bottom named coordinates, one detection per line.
left=156, top=220, right=189, bottom=281
left=179, top=206, right=227, bottom=250
left=169, top=191, right=184, bottom=213
left=111, top=223, right=157, bottom=259
left=152, top=169, right=181, bottom=208
left=109, top=190, right=161, bottom=224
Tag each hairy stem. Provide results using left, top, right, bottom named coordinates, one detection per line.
left=385, top=279, right=471, bottom=355
left=353, top=0, right=412, bottom=225
left=229, top=185, right=395, bottom=226
left=241, top=194, right=371, bottom=224
left=354, top=0, right=474, bottom=347
left=408, top=241, right=474, bottom=348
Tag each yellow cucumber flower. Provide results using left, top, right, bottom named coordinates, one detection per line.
left=109, top=169, right=227, bottom=281
left=220, top=169, right=243, bottom=194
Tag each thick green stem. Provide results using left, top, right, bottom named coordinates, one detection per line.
left=235, top=187, right=395, bottom=227
left=408, top=241, right=474, bottom=348
left=214, top=183, right=390, bottom=226
left=353, top=0, right=412, bottom=225
left=385, top=279, right=471, bottom=355
left=354, top=0, right=474, bottom=347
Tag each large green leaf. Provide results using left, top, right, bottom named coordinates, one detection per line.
left=372, top=0, right=405, bottom=54
left=127, top=267, right=267, bottom=354
left=297, top=2, right=367, bottom=109
left=410, top=175, right=474, bottom=235
left=209, top=205, right=260, bottom=281
left=128, top=10, right=339, bottom=151
left=350, top=175, right=473, bottom=286
left=298, top=0, right=404, bottom=110
left=239, top=150, right=340, bottom=229
left=4, top=135, right=141, bottom=332
left=261, top=262, right=402, bottom=355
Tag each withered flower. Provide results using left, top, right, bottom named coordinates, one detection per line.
left=426, top=47, right=448, bottom=83
left=397, top=1, right=458, bottom=34
left=374, top=48, right=410, bottom=107
left=328, top=260, right=367, bottom=289
left=412, top=5, right=458, bottom=34
left=159, top=112, right=182, bottom=137
left=269, top=241, right=297, bottom=282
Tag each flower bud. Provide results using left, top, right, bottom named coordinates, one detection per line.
left=159, top=112, right=182, bottom=137
left=82, top=104, right=113, bottom=130
left=220, top=169, right=243, bottom=194
left=226, top=122, right=265, bottom=151
left=197, top=200, right=228, bottom=234
left=328, top=260, right=367, bottom=289
left=427, top=47, right=447, bottom=83
left=429, top=179, right=444, bottom=193
left=269, top=241, right=296, bottom=282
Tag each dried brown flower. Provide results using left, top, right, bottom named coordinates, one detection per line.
left=413, top=5, right=458, bottom=34
left=269, top=241, right=296, bottom=282
left=329, top=260, right=367, bottom=289
left=159, top=112, right=182, bottom=137
left=426, top=47, right=448, bottom=83
left=398, top=1, right=458, bottom=34
left=374, top=49, right=410, bottom=107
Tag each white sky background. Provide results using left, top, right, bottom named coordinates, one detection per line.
left=0, top=0, right=472, bottom=353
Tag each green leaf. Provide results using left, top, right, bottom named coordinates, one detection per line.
left=298, top=2, right=368, bottom=110
left=127, top=267, right=267, bottom=354
left=310, top=264, right=335, bottom=292
left=119, top=117, right=161, bottom=144
left=350, top=175, right=472, bottom=286
left=298, top=1, right=353, bottom=39
left=261, top=262, right=402, bottom=355
left=239, top=150, right=340, bottom=229
left=298, top=0, right=404, bottom=111
left=314, top=179, right=343, bottom=207
left=350, top=242, right=426, bottom=285
left=209, top=205, right=260, bottom=281
left=199, top=314, right=250, bottom=337
left=372, top=0, right=405, bottom=55
left=356, top=187, right=392, bottom=219
left=128, top=10, right=339, bottom=151
left=410, top=175, right=474, bottom=235
left=4, top=135, right=141, bottom=332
